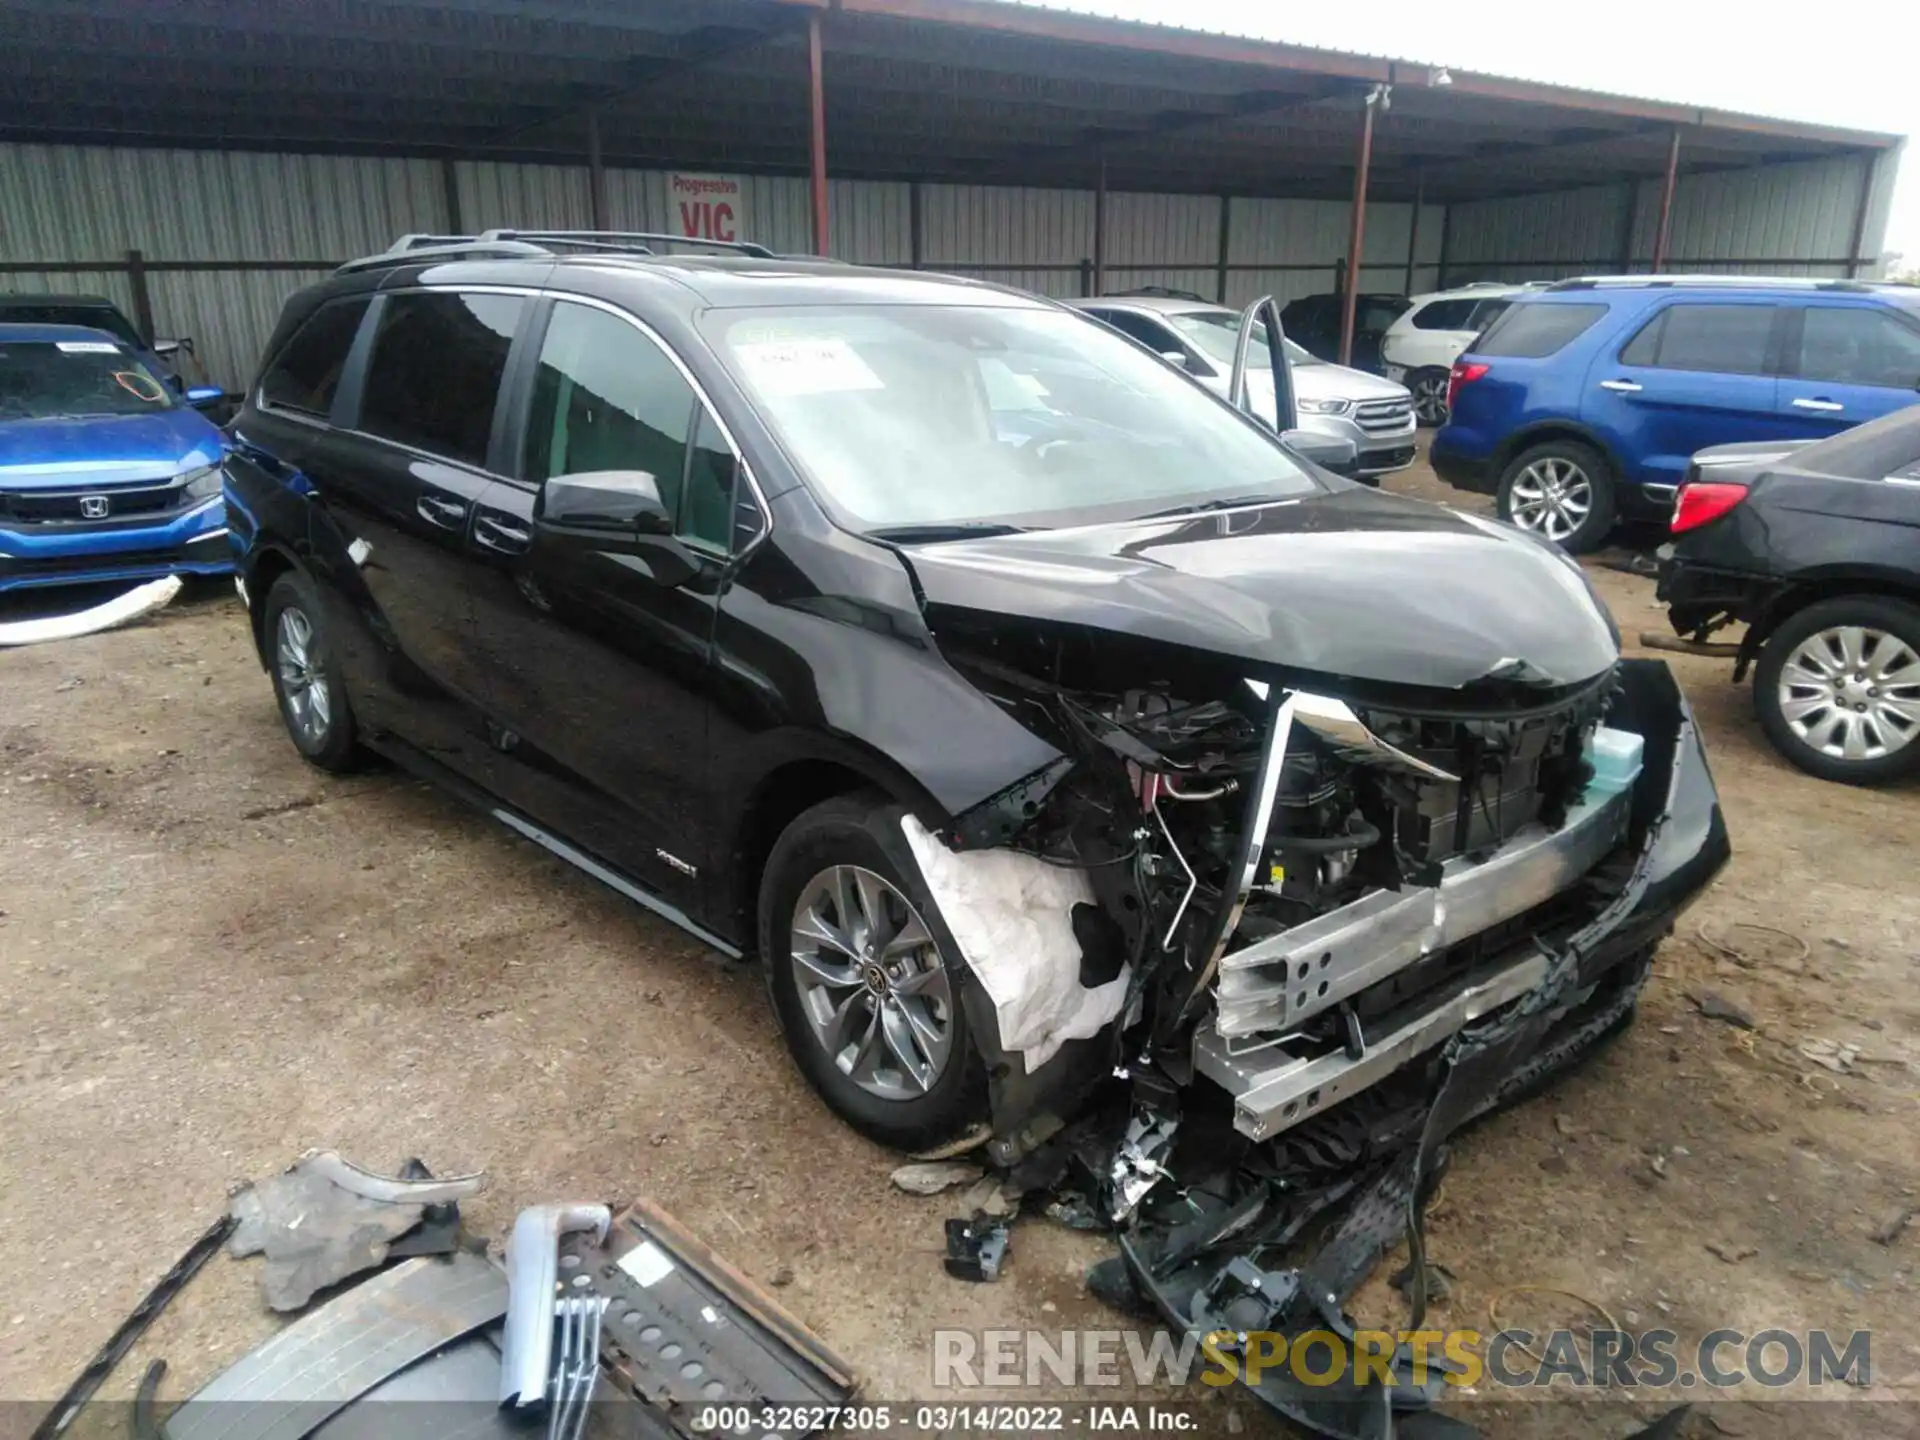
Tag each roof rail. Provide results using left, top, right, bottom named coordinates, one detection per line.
left=1545, top=274, right=1878, bottom=294
left=334, top=229, right=775, bottom=275
left=480, top=229, right=775, bottom=259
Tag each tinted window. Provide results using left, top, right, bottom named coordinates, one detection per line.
left=1467, top=298, right=1512, bottom=330
left=260, top=298, right=369, bottom=417
left=1618, top=304, right=1774, bottom=375
left=1412, top=299, right=1477, bottom=331
left=1795, top=306, right=1920, bottom=389
left=526, top=301, right=696, bottom=527
left=1359, top=299, right=1406, bottom=332
left=358, top=292, right=523, bottom=465
left=682, top=409, right=737, bottom=551
left=1475, top=302, right=1608, bottom=358
left=1092, top=309, right=1179, bottom=354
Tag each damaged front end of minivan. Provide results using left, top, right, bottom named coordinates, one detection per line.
left=873, top=494, right=1727, bottom=1437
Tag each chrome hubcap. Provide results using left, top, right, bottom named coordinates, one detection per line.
left=1413, top=374, right=1449, bottom=424
left=1778, top=625, right=1920, bottom=763
left=789, top=865, right=953, bottom=1101
left=275, top=606, right=332, bottom=746
left=1508, top=458, right=1593, bottom=543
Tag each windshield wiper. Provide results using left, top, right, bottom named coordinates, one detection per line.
left=1135, top=494, right=1284, bottom=521
left=867, top=522, right=1032, bottom=544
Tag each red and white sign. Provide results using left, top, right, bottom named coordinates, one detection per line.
left=669, top=173, right=747, bottom=243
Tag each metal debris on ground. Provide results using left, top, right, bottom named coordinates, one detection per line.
left=888, top=1160, right=983, bottom=1196
left=1688, top=990, right=1756, bottom=1030
left=944, top=1217, right=1010, bottom=1283
left=1695, top=921, right=1810, bottom=970
left=228, top=1149, right=484, bottom=1311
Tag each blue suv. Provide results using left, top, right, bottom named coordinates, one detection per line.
left=1431, top=277, right=1920, bottom=551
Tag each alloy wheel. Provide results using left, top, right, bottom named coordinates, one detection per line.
left=1777, top=625, right=1920, bottom=763
left=275, top=606, right=333, bottom=748
left=1507, top=457, right=1593, bottom=544
left=788, top=865, right=954, bottom=1102
left=1412, top=373, right=1449, bottom=425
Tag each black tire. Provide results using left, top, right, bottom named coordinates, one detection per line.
left=758, top=793, right=988, bottom=1151
left=1409, top=367, right=1451, bottom=427
left=1495, top=439, right=1617, bottom=554
left=262, top=571, right=360, bottom=773
left=1753, top=595, right=1920, bottom=786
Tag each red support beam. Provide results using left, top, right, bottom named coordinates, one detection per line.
left=1650, top=127, right=1681, bottom=273
left=1338, top=88, right=1378, bottom=369
left=808, top=12, right=829, bottom=255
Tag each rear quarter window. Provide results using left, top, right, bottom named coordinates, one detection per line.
left=1412, top=299, right=1478, bottom=331
left=260, top=297, right=371, bottom=418
left=1473, top=302, right=1608, bottom=359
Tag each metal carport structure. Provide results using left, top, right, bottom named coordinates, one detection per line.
left=0, top=0, right=1904, bottom=383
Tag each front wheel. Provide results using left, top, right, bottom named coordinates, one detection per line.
left=1409, top=368, right=1451, bottom=427
left=1754, top=596, right=1920, bottom=785
left=758, top=794, right=987, bottom=1151
left=1496, top=440, right=1617, bottom=554
left=263, top=572, right=359, bottom=772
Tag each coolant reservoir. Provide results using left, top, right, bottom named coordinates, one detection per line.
left=1584, top=725, right=1644, bottom=800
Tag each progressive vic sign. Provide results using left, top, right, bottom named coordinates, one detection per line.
left=670, top=173, right=747, bottom=243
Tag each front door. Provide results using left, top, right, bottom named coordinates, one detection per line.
left=1775, top=302, right=1920, bottom=441
left=462, top=298, right=747, bottom=909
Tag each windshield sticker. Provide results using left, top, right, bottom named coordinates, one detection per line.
left=56, top=340, right=121, bottom=354
left=734, top=338, right=883, bottom=397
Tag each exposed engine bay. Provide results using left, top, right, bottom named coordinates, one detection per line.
left=896, top=614, right=1728, bottom=1440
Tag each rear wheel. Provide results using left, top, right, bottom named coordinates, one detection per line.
left=1496, top=439, right=1616, bottom=554
left=1409, top=367, right=1451, bottom=426
left=758, top=794, right=986, bottom=1151
left=263, top=572, right=359, bottom=772
left=1754, top=595, right=1920, bottom=785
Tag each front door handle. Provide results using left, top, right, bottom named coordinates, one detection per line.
left=474, top=514, right=533, bottom=554
left=1599, top=379, right=1643, bottom=393
left=1792, top=397, right=1844, bottom=412
left=417, top=494, right=469, bottom=529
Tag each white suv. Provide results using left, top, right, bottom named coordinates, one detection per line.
left=1381, top=283, right=1537, bottom=425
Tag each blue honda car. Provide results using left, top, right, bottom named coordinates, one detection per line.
left=0, top=323, right=232, bottom=592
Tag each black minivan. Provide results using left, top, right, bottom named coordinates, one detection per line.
left=226, top=232, right=1725, bottom=1163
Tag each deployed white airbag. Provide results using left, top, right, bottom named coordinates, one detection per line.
left=0, top=575, right=182, bottom=647
left=901, top=814, right=1129, bottom=1073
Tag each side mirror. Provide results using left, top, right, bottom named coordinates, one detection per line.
left=185, top=385, right=224, bottom=407
left=538, top=470, right=672, bottom=535
left=1158, top=349, right=1189, bottom=370
left=1281, top=429, right=1358, bottom=476
left=153, top=338, right=195, bottom=359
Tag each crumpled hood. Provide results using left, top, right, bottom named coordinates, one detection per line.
left=0, top=410, right=222, bottom=490
left=903, top=486, right=1620, bottom=694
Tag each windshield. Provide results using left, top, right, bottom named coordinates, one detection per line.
left=0, top=340, right=176, bottom=421
left=0, top=305, right=143, bottom=349
left=1164, top=310, right=1318, bottom=371
left=707, top=305, right=1318, bottom=532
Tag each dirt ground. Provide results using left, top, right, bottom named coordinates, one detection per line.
left=2, top=454, right=1917, bottom=1438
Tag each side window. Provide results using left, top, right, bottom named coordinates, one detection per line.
left=1412, top=299, right=1476, bottom=331
left=259, top=297, right=370, bottom=417
left=526, top=301, right=694, bottom=522
left=1617, top=303, right=1774, bottom=375
left=1795, top=307, right=1920, bottom=389
left=1096, top=310, right=1178, bottom=354
left=681, top=409, right=737, bottom=551
left=526, top=301, right=749, bottom=553
left=1475, top=302, right=1608, bottom=358
left=358, top=292, right=523, bottom=465
left=1466, top=298, right=1512, bottom=331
